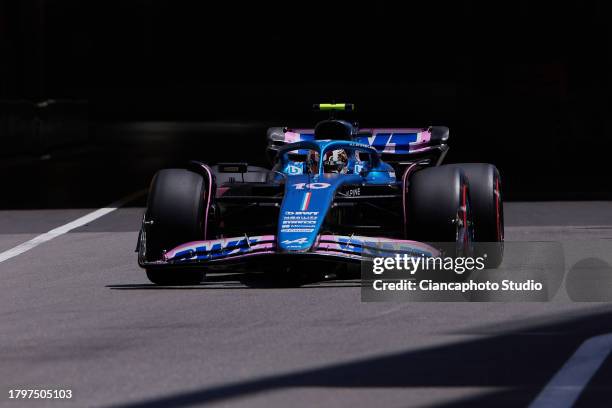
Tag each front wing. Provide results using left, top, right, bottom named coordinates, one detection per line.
left=139, top=233, right=440, bottom=270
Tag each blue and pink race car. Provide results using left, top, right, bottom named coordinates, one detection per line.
left=138, top=104, right=503, bottom=285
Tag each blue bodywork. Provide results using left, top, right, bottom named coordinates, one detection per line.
left=276, top=140, right=397, bottom=252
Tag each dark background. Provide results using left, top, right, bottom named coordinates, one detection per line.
left=1, top=0, right=610, bottom=207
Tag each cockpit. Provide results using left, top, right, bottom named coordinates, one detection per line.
left=280, top=145, right=371, bottom=176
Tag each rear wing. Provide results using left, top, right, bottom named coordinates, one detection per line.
left=266, top=126, right=449, bottom=166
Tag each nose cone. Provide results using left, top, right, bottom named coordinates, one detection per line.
left=278, top=175, right=335, bottom=252
left=278, top=174, right=363, bottom=252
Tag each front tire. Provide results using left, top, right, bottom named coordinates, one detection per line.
left=407, top=166, right=473, bottom=254
left=144, top=168, right=209, bottom=285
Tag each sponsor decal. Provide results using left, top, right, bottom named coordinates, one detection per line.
left=281, top=237, right=309, bottom=245
left=280, top=210, right=319, bottom=233
left=293, top=182, right=330, bottom=190
left=170, top=237, right=265, bottom=261
left=343, top=187, right=361, bottom=197
left=284, top=164, right=303, bottom=175
left=362, top=133, right=418, bottom=153
left=348, top=142, right=370, bottom=148
left=300, top=192, right=312, bottom=210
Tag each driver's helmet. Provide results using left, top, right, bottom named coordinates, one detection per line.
left=323, top=149, right=349, bottom=174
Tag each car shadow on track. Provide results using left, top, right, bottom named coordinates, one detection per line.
left=102, top=307, right=612, bottom=408
left=107, top=272, right=363, bottom=290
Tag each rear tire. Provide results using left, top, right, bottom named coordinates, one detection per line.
left=446, top=163, right=504, bottom=268
left=144, top=168, right=209, bottom=285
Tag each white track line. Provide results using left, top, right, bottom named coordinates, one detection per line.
left=0, top=189, right=146, bottom=263
left=529, top=333, right=612, bottom=408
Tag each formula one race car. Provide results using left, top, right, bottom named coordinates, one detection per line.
left=137, top=103, right=504, bottom=285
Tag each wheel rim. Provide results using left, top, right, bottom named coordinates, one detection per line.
left=494, top=175, right=504, bottom=242
left=456, top=183, right=474, bottom=255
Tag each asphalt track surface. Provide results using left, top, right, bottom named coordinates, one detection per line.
left=3, top=134, right=612, bottom=407
left=4, top=203, right=612, bottom=408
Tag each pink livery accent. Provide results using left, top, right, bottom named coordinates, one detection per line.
left=401, top=162, right=422, bottom=238
left=193, top=163, right=214, bottom=240
left=284, top=131, right=301, bottom=143
left=407, top=130, right=433, bottom=153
